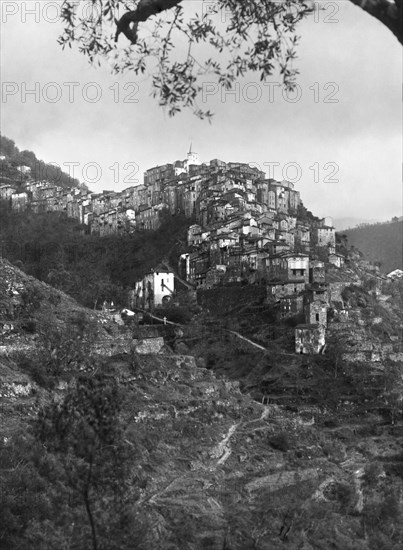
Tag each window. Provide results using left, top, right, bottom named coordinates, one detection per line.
left=315, top=313, right=319, bottom=322
left=300, top=269, right=304, bottom=276
left=292, top=269, right=297, bottom=276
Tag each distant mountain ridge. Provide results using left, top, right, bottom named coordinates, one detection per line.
left=342, top=219, right=403, bottom=273
left=333, top=217, right=381, bottom=231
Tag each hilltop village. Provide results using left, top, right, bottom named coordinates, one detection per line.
left=1, top=147, right=341, bottom=262
left=1, top=148, right=348, bottom=354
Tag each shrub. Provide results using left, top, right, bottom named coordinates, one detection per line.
left=206, top=352, right=218, bottom=369
left=283, top=312, right=305, bottom=327
left=15, top=353, right=50, bottom=388
left=334, top=482, right=356, bottom=510
left=362, top=277, right=377, bottom=292
left=20, top=284, right=44, bottom=312
left=363, top=488, right=400, bottom=528
left=21, top=319, right=36, bottom=333
left=364, top=462, right=384, bottom=486
left=269, top=432, right=292, bottom=452
left=17, top=314, right=98, bottom=388
left=48, top=292, right=61, bottom=306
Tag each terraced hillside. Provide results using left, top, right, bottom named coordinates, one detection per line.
left=1, top=257, right=403, bottom=549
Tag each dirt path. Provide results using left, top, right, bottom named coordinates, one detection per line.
left=210, top=405, right=271, bottom=468
left=226, top=330, right=268, bottom=352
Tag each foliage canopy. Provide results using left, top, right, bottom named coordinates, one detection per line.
left=59, top=0, right=402, bottom=118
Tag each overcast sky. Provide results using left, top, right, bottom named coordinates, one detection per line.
left=1, top=0, right=401, bottom=221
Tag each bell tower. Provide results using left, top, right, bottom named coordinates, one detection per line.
left=186, top=142, right=200, bottom=167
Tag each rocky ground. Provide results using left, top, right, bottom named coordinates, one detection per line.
left=1, top=257, right=402, bottom=549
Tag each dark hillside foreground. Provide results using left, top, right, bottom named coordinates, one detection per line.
left=0, top=257, right=403, bottom=549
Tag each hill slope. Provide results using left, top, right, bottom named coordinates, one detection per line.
left=333, top=217, right=380, bottom=231
left=1, top=258, right=403, bottom=549
left=342, top=220, right=403, bottom=273
left=0, top=201, right=191, bottom=308
left=0, top=134, right=81, bottom=188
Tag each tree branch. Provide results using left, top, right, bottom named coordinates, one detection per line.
left=115, top=0, right=183, bottom=44
left=349, top=0, right=402, bottom=44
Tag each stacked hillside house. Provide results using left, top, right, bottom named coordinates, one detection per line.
left=6, top=146, right=333, bottom=254
left=133, top=266, right=175, bottom=310
left=6, top=147, right=342, bottom=351
left=294, top=293, right=328, bottom=355
left=129, top=152, right=340, bottom=356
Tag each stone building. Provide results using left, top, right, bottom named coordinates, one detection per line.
left=269, top=253, right=309, bottom=283
left=11, top=192, right=28, bottom=211
left=0, top=184, right=17, bottom=200
left=311, top=217, right=336, bottom=253
left=267, top=280, right=306, bottom=302
left=309, top=260, right=326, bottom=284
left=328, top=253, right=345, bottom=268
left=135, top=267, right=175, bottom=309
left=304, top=299, right=327, bottom=327
left=7, top=150, right=339, bottom=302
left=295, top=324, right=326, bottom=354
left=278, top=294, right=304, bottom=320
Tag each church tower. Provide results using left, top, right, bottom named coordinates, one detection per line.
left=186, top=143, right=200, bottom=167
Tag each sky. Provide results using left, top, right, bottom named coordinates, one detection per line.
left=0, top=0, right=401, bottom=221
